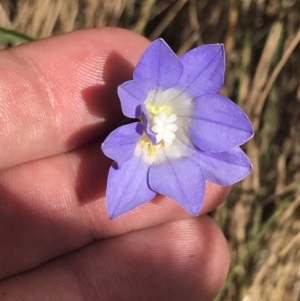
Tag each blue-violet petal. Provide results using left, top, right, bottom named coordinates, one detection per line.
left=189, top=94, right=253, bottom=152
left=189, top=146, right=253, bottom=186
left=176, top=44, right=225, bottom=98
left=140, top=104, right=157, bottom=144
left=107, top=159, right=156, bottom=219
left=118, top=79, right=151, bottom=118
left=149, top=158, right=205, bottom=215
left=102, top=122, right=143, bottom=168
left=133, top=39, right=183, bottom=91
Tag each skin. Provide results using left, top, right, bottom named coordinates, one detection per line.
left=0, top=28, right=230, bottom=301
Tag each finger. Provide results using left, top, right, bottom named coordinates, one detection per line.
left=0, top=139, right=230, bottom=279
left=0, top=217, right=229, bottom=301
left=0, top=28, right=149, bottom=170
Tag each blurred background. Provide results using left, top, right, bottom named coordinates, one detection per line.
left=0, top=0, right=300, bottom=300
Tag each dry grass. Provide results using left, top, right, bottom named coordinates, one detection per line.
left=1, top=0, right=300, bottom=300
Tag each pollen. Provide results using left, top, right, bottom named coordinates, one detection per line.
left=140, top=134, right=163, bottom=158
left=140, top=102, right=179, bottom=158
left=146, top=104, right=171, bottom=116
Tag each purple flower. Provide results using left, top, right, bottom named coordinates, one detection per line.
left=102, top=39, right=253, bottom=219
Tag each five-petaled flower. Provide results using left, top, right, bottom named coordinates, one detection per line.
left=102, top=39, right=253, bottom=219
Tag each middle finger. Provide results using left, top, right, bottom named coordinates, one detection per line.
left=0, top=139, right=230, bottom=279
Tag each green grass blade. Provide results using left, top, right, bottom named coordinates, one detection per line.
left=0, top=27, right=34, bottom=45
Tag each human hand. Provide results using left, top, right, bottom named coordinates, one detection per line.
left=0, top=28, right=230, bottom=301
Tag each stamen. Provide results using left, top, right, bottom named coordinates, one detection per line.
left=151, top=111, right=178, bottom=147
left=165, top=114, right=177, bottom=124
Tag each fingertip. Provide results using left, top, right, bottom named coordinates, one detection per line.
left=99, top=215, right=230, bottom=301
left=194, top=216, right=230, bottom=300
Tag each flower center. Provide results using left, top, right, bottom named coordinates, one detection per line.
left=151, top=111, right=178, bottom=147
left=137, top=88, right=194, bottom=161
left=139, top=104, right=179, bottom=159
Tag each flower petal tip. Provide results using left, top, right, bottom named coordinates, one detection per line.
left=177, top=44, right=226, bottom=96
left=101, top=122, right=142, bottom=168
left=133, top=38, right=183, bottom=89
left=107, top=206, right=124, bottom=220
left=183, top=201, right=203, bottom=216
left=106, top=159, right=156, bottom=219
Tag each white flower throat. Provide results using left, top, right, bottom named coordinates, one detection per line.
left=137, top=88, right=194, bottom=160
left=139, top=105, right=178, bottom=159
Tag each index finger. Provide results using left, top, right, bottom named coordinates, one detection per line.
left=0, top=28, right=149, bottom=170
